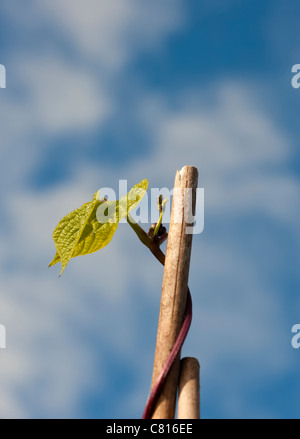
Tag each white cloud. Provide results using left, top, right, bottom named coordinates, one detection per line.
left=16, top=55, right=111, bottom=133
left=4, top=0, right=184, bottom=70
left=42, top=0, right=184, bottom=67
left=0, top=274, right=103, bottom=418
left=0, top=56, right=112, bottom=197
left=0, top=0, right=185, bottom=191
left=129, top=82, right=300, bottom=224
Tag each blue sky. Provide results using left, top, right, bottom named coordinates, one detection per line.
left=0, top=0, right=299, bottom=419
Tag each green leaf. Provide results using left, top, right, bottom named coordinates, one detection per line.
left=48, top=251, right=60, bottom=267
left=49, top=179, right=148, bottom=276
left=119, top=179, right=148, bottom=220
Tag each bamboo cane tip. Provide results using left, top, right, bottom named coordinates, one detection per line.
left=177, top=166, right=199, bottom=184
left=180, top=357, right=200, bottom=380
left=181, top=357, right=200, bottom=367
left=178, top=357, right=200, bottom=419
left=179, top=165, right=198, bottom=174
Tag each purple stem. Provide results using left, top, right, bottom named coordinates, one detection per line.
left=142, top=287, right=193, bottom=419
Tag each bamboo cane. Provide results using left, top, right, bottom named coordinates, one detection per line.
left=177, top=357, right=200, bottom=419
left=150, top=166, right=198, bottom=418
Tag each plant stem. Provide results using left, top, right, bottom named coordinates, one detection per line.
left=153, top=210, right=164, bottom=237
left=127, top=214, right=165, bottom=265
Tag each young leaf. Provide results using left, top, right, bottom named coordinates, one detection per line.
left=119, top=179, right=148, bottom=220
left=49, top=191, right=105, bottom=276
left=49, top=179, right=148, bottom=276
left=48, top=251, right=60, bottom=267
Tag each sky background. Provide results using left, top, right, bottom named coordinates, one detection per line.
left=0, top=0, right=299, bottom=419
